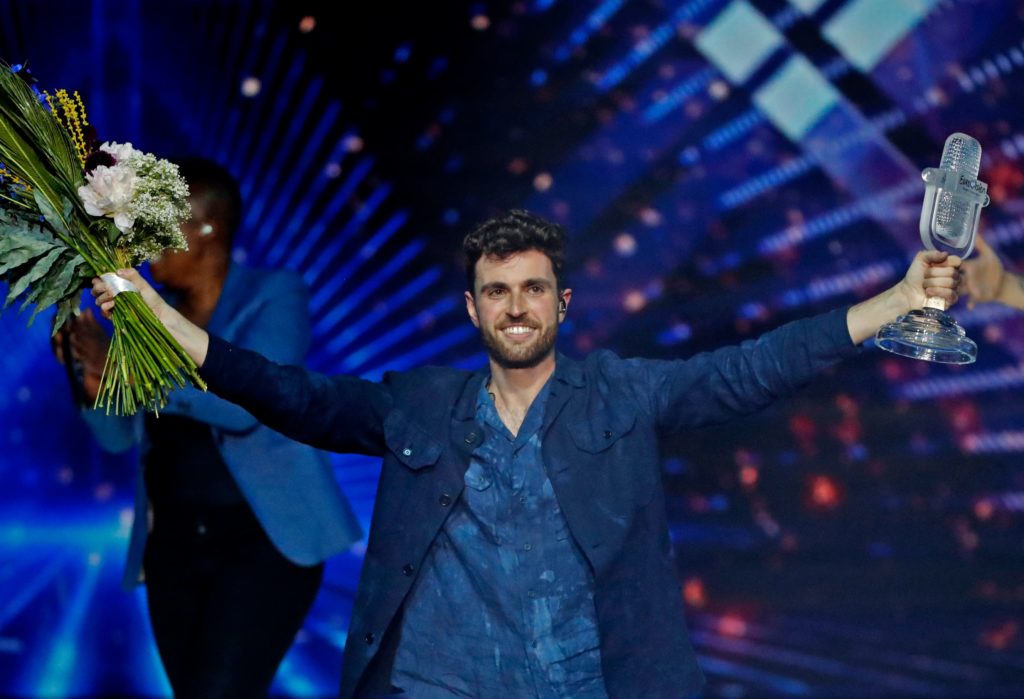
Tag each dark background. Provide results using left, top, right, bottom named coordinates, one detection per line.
left=1, top=0, right=1022, bottom=696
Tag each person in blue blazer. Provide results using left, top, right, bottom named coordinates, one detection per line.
left=57, top=159, right=362, bottom=697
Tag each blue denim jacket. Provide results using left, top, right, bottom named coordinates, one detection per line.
left=199, top=306, right=858, bottom=699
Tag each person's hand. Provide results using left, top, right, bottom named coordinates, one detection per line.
left=962, top=235, right=1005, bottom=309
left=91, top=269, right=174, bottom=323
left=897, top=250, right=962, bottom=311
left=848, top=251, right=962, bottom=344
left=92, top=268, right=211, bottom=366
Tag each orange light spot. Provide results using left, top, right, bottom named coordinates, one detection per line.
left=974, top=499, right=995, bottom=521
left=533, top=172, right=553, bottom=192
left=613, top=233, right=637, bottom=257
left=981, top=620, right=1019, bottom=651
left=740, top=465, right=759, bottom=488
left=809, top=475, right=841, bottom=509
left=683, top=578, right=706, bottom=608
left=623, top=290, right=646, bottom=312
left=718, top=614, right=747, bottom=637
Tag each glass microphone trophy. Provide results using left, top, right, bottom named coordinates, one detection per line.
left=876, top=132, right=990, bottom=364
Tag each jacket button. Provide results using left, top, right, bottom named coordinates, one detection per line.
left=603, top=430, right=612, bottom=439
left=402, top=564, right=414, bottom=576
left=464, top=431, right=478, bottom=444
left=402, top=448, right=412, bottom=456
left=365, top=632, right=375, bottom=645
left=439, top=493, right=452, bottom=507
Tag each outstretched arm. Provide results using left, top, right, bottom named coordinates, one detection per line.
left=624, top=250, right=962, bottom=435
left=92, top=269, right=390, bottom=455
left=157, top=274, right=314, bottom=433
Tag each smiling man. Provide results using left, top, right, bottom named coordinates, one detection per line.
left=93, top=209, right=960, bottom=698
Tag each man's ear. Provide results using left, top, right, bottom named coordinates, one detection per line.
left=558, top=288, right=572, bottom=320
left=464, top=290, right=480, bottom=328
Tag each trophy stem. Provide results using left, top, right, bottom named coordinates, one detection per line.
left=875, top=305, right=976, bottom=365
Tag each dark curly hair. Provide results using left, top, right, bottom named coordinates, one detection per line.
left=462, top=210, right=568, bottom=294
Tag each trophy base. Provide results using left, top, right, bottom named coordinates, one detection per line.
left=875, top=307, right=977, bottom=365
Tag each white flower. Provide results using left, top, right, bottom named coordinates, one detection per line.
left=99, top=141, right=137, bottom=164
left=76, top=144, right=190, bottom=263
left=78, top=163, right=137, bottom=232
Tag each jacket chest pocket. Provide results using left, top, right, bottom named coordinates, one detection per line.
left=568, top=411, right=636, bottom=455
left=384, top=412, right=443, bottom=470
left=567, top=412, right=658, bottom=505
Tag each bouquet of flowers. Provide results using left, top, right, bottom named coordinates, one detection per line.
left=0, top=61, right=205, bottom=414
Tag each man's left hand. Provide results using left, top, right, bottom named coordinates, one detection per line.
left=897, top=250, right=962, bottom=311
left=847, top=250, right=962, bottom=345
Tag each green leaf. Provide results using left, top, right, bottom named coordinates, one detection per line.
left=0, top=216, right=65, bottom=277
left=63, top=257, right=90, bottom=296
left=49, top=255, right=86, bottom=301
left=0, top=234, right=52, bottom=254
left=0, top=244, right=54, bottom=275
left=0, top=211, right=46, bottom=234
left=0, top=215, right=52, bottom=244
left=24, top=254, right=85, bottom=324
left=5, top=245, right=62, bottom=307
left=52, top=298, right=77, bottom=335
left=33, top=189, right=71, bottom=236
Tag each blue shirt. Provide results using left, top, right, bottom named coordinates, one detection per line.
left=391, top=378, right=608, bottom=698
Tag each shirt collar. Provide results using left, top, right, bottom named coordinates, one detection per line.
left=454, top=352, right=584, bottom=421
left=474, top=375, right=552, bottom=445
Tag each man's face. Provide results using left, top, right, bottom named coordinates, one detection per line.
left=465, top=249, right=570, bottom=369
left=150, top=192, right=208, bottom=287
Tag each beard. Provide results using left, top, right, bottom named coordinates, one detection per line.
left=480, top=321, right=557, bottom=369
